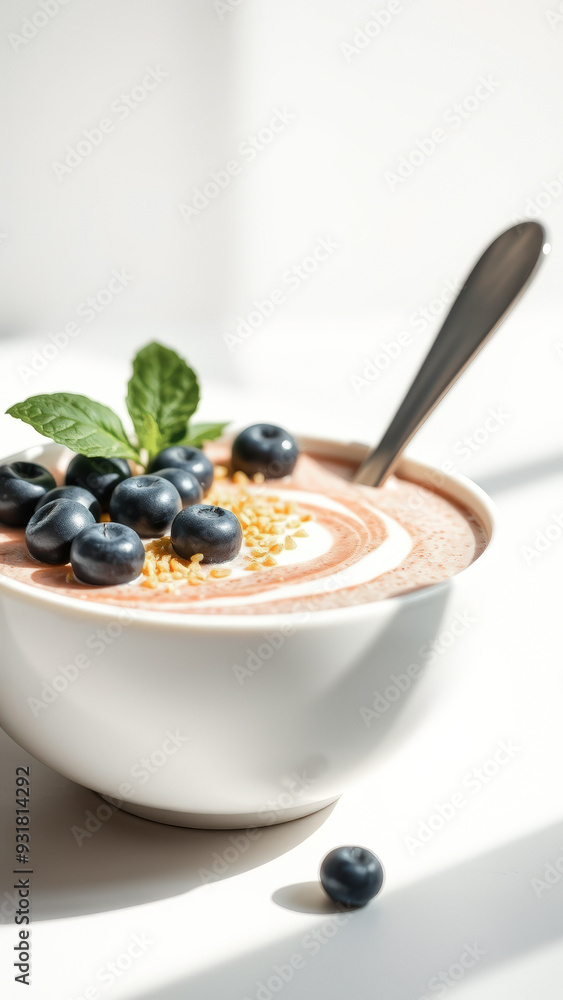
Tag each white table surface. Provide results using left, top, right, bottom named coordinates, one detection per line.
left=1, top=301, right=563, bottom=999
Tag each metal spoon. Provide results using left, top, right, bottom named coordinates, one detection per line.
left=354, top=221, right=548, bottom=487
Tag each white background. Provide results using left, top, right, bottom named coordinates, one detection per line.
left=1, top=1, right=563, bottom=997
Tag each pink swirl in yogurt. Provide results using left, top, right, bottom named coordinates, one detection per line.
left=0, top=448, right=485, bottom=615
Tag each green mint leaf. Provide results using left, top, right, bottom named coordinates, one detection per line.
left=126, top=342, right=200, bottom=459
left=181, top=422, right=229, bottom=447
left=133, top=412, right=160, bottom=463
left=6, top=393, right=140, bottom=461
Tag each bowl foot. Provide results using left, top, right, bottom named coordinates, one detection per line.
left=98, top=793, right=341, bottom=829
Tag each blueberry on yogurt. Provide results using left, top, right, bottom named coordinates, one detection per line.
left=70, top=522, right=146, bottom=586
left=35, top=485, right=101, bottom=522
left=147, top=446, right=214, bottom=493
left=231, top=424, right=299, bottom=479
left=109, top=475, right=182, bottom=537
left=0, top=462, right=57, bottom=527
left=65, top=455, right=131, bottom=510
left=26, top=499, right=96, bottom=565
left=171, top=504, right=242, bottom=563
left=155, top=467, right=203, bottom=508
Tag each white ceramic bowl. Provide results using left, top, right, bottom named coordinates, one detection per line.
left=0, top=439, right=495, bottom=829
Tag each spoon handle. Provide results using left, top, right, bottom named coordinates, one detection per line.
left=354, top=221, right=547, bottom=487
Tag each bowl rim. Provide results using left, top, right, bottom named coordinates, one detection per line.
left=0, top=437, right=497, bottom=632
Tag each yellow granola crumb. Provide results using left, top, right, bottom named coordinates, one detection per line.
left=252, top=472, right=265, bottom=483
left=139, top=467, right=311, bottom=589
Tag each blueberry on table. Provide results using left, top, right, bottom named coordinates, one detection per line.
left=155, top=467, right=203, bottom=508
left=70, top=522, right=146, bottom=586
left=26, top=500, right=95, bottom=565
left=231, top=424, right=299, bottom=479
left=109, top=475, right=182, bottom=538
left=171, top=504, right=242, bottom=563
left=320, top=846, right=385, bottom=908
left=35, top=485, right=101, bottom=521
left=147, top=446, right=214, bottom=493
left=0, top=462, right=57, bottom=527
left=65, top=455, right=131, bottom=510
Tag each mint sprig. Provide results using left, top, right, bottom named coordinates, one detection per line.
left=126, top=342, right=200, bottom=460
left=6, top=393, right=140, bottom=462
left=6, top=342, right=228, bottom=468
left=179, top=421, right=229, bottom=448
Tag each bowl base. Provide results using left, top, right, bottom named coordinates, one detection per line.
left=99, top=793, right=341, bottom=830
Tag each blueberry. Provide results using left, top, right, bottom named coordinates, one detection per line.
left=35, top=485, right=101, bottom=522
left=147, top=446, right=214, bottom=493
left=65, top=455, right=131, bottom=510
left=0, top=462, right=57, bottom=527
left=155, top=467, right=203, bottom=508
left=171, top=504, right=242, bottom=563
left=320, top=846, right=384, bottom=908
left=109, top=475, right=182, bottom=537
left=26, top=500, right=96, bottom=565
left=70, top=522, right=146, bottom=586
left=231, top=424, right=299, bottom=479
